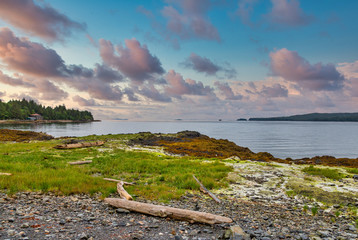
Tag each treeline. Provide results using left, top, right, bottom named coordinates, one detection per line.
left=250, top=112, right=358, bottom=122
left=0, top=99, right=94, bottom=121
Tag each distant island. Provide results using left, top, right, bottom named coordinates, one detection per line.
left=249, top=112, right=358, bottom=122
left=0, top=99, right=94, bottom=122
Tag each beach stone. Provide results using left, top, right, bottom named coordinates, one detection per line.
left=230, top=225, right=250, bottom=240
left=7, top=229, right=16, bottom=236
left=116, top=208, right=130, bottom=213
left=21, top=222, right=30, bottom=228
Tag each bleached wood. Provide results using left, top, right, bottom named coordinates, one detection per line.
left=68, top=160, right=92, bottom=165
left=0, top=173, right=12, bottom=176
left=193, top=175, right=221, bottom=203
left=54, top=141, right=105, bottom=149
left=117, top=182, right=133, bottom=200
left=103, top=178, right=134, bottom=185
left=105, top=198, right=232, bottom=224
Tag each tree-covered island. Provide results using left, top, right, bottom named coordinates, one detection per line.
left=0, top=99, right=93, bottom=121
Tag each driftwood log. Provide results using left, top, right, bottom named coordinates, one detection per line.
left=193, top=175, right=221, bottom=203
left=105, top=198, right=232, bottom=224
left=68, top=160, right=93, bottom=165
left=117, top=182, right=133, bottom=200
left=0, top=173, right=12, bottom=176
left=54, top=141, right=105, bottom=149
left=103, top=178, right=134, bottom=185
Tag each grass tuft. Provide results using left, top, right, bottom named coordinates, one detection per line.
left=302, top=165, right=345, bottom=180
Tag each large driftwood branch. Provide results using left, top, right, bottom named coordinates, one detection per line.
left=0, top=173, right=12, bottom=176
left=103, top=178, right=134, bottom=185
left=193, top=175, right=221, bottom=203
left=68, top=160, right=92, bottom=165
left=117, top=182, right=133, bottom=200
left=54, top=141, right=105, bottom=149
left=105, top=198, right=232, bottom=224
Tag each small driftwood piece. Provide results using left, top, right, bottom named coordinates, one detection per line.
left=0, top=173, right=12, bottom=176
left=54, top=141, right=105, bottom=149
left=103, top=178, right=134, bottom=185
left=193, top=175, right=221, bottom=203
left=105, top=198, right=232, bottom=224
left=68, top=160, right=92, bottom=165
left=117, top=182, right=133, bottom=200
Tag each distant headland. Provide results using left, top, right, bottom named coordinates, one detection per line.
left=249, top=112, right=358, bottom=122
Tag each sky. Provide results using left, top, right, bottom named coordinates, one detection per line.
left=0, top=0, right=357, bottom=121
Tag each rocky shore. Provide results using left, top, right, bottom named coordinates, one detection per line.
left=1, top=130, right=357, bottom=239
left=1, top=160, right=357, bottom=240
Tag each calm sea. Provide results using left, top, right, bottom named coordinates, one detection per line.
left=2, top=120, right=358, bottom=159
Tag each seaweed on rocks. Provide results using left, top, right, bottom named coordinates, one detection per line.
left=129, top=131, right=358, bottom=168
left=0, top=129, right=54, bottom=142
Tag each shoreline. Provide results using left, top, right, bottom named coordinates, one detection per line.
left=0, top=119, right=101, bottom=125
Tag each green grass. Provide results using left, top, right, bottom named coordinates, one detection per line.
left=346, top=168, right=358, bottom=174
left=302, top=165, right=345, bottom=180
left=0, top=134, right=232, bottom=201
left=286, top=179, right=357, bottom=205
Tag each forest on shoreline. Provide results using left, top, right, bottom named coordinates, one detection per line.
left=0, top=99, right=93, bottom=121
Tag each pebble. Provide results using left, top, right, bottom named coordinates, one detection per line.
left=0, top=191, right=357, bottom=240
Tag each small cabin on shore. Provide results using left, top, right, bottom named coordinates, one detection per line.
left=28, top=113, right=43, bottom=121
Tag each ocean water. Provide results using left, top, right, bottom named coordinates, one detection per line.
left=2, top=120, right=358, bottom=159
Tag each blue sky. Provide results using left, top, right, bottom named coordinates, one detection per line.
left=0, top=0, right=357, bottom=120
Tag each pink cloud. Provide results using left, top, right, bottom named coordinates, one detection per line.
left=267, top=0, right=314, bottom=27
left=260, top=83, right=288, bottom=98
left=161, top=0, right=220, bottom=42
left=137, top=84, right=172, bottom=102
left=214, top=81, right=243, bottom=100
left=270, top=48, right=345, bottom=91
left=0, top=0, right=86, bottom=41
left=182, top=53, right=237, bottom=78
left=0, top=70, right=34, bottom=87
left=99, top=38, right=164, bottom=83
left=72, top=95, right=98, bottom=106
left=165, top=70, right=214, bottom=98
left=182, top=53, right=220, bottom=75
left=0, top=28, right=67, bottom=77
left=32, top=79, right=68, bottom=101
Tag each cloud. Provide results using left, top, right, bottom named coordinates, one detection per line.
left=0, top=70, right=67, bottom=101
left=161, top=0, right=220, bottom=42
left=182, top=53, right=220, bottom=75
left=0, top=0, right=86, bottom=41
left=137, top=84, right=172, bottom=102
left=270, top=48, right=345, bottom=91
left=214, top=81, right=243, bottom=100
left=32, top=79, right=68, bottom=100
left=0, top=91, right=5, bottom=98
left=72, top=95, right=98, bottom=106
left=0, top=28, right=67, bottom=77
left=236, top=0, right=258, bottom=26
left=123, top=88, right=139, bottom=102
left=99, top=38, right=164, bottom=83
left=165, top=69, right=214, bottom=98
left=0, top=28, right=126, bottom=102
left=337, top=60, right=358, bottom=79
left=260, top=83, right=288, bottom=98
left=182, top=53, right=237, bottom=78
left=93, top=64, right=124, bottom=83
left=337, top=60, right=358, bottom=97
left=0, top=70, right=34, bottom=87
left=266, top=0, right=314, bottom=27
